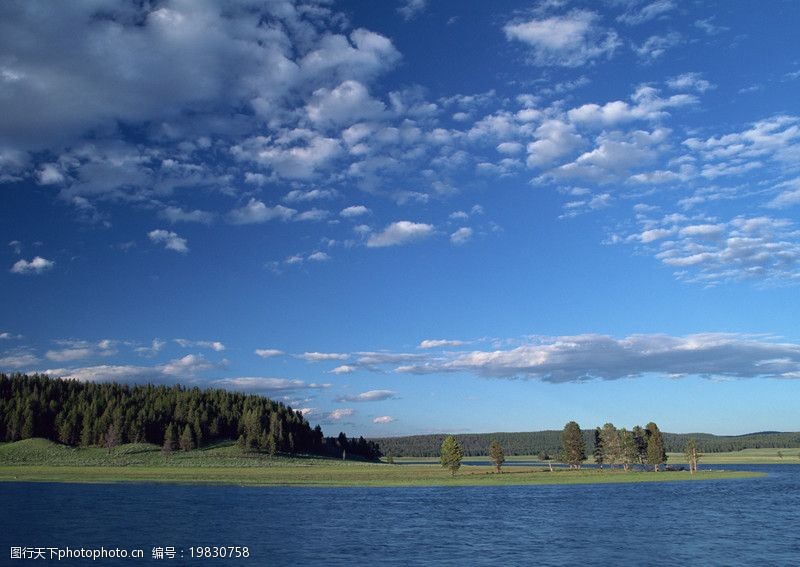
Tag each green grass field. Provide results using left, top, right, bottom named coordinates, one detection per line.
left=0, top=439, right=765, bottom=487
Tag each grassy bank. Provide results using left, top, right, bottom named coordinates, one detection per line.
left=0, top=439, right=764, bottom=487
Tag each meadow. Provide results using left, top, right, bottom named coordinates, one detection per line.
left=0, top=438, right=764, bottom=487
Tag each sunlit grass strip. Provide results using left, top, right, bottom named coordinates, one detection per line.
left=0, top=465, right=764, bottom=487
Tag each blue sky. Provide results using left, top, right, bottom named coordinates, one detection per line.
left=2, top=0, right=800, bottom=437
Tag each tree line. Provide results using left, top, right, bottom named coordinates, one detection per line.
left=373, top=428, right=800, bottom=457
left=0, top=373, right=381, bottom=461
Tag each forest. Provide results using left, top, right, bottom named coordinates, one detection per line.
left=372, top=428, right=800, bottom=458
left=0, top=373, right=381, bottom=461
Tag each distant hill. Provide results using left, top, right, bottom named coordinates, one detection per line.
left=370, top=430, right=800, bottom=457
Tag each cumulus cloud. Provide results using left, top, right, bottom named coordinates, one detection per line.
left=328, top=408, right=355, bottom=421
left=395, top=333, right=800, bottom=382
left=367, top=221, right=435, bottom=247
left=174, top=339, right=225, bottom=352
left=504, top=10, right=621, bottom=67
left=255, top=348, right=284, bottom=359
left=450, top=227, right=473, bottom=245
left=148, top=229, right=188, bottom=253
left=160, top=206, right=214, bottom=224
left=336, top=390, right=396, bottom=403
left=160, top=354, right=217, bottom=377
left=227, top=199, right=296, bottom=224
left=617, top=0, right=676, bottom=25
left=340, top=205, right=370, bottom=218
left=211, top=377, right=330, bottom=393
left=330, top=364, right=356, bottom=374
left=298, top=352, right=349, bottom=362
left=419, top=339, right=466, bottom=349
left=284, top=189, right=338, bottom=203
left=10, top=256, right=54, bottom=275
left=373, top=416, right=395, bottom=424
left=398, top=0, right=426, bottom=20
left=0, top=352, right=40, bottom=369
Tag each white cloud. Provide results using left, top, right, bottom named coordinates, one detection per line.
left=255, top=348, right=284, bottom=359
left=211, top=377, right=330, bottom=393
left=336, top=390, right=396, bottom=403
left=298, top=352, right=349, bottom=362
left=294, top=208, right=330, bottom=222
left=232, top=130, right=342, bottom=180
left=328, top=408, right=355, bottom=421
left=284, top=189, right=338, bottom=203
left=160, top=354, right=216, bottom=377
left=419, top=339, right=465, bottom=349
left=504, top=10, right=620, bottom=67
left=160, top=206, right=214, bottom=224
left=8, top=240, right=22, bottom=255
left=308, top=251, right=330, bottom=262
left=46, top=348, right=94, bottom=362
left=148, top=229, right=188, bottom=254
left=450, top=227, right=473, bottom=245
left=306, top=80, right=385, bottom=128
left=36, top=163, right=64, bottom=184
left=398, top=0, right=426, bottom=20
left=367, top=221, right=435, bottom=247
left=633, top=32, right=682, bottom=60
left=135, top=339, right=166, bottom=357
left=768, top=179, right=800, bottom=209
left=10, top=256, right=54, bottom=275
left=0, top=352, right=39, bottom=368
left=373, top=416, right=395, bottom=424
left=330, top=364, right=356, bottom=374
left=617, top=0, right=676, bottom=25
left=396, top=333, right=800, bottom=382
left=340, top=205, right=370, bottom=218
left=227, top=199, right=296, bottom=224
left=526, top=119, right=584, bottom=168
left=174, top=339, right=225, bottom=352
left=666, top=73, right=714, bottom=93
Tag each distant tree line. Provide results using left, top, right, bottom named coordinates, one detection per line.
left=371, top=428, right=800, bottom=457
left=0, top=373, right=381, bottom=461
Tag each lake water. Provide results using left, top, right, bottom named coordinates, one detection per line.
left=2, top=465, right=799, bottom=565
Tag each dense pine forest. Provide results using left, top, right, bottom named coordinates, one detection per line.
left=0, top=373, right=381, bottom=460
left=372, top=429, right=800, bottom=458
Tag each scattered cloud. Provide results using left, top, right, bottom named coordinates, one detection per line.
left=174, top=339, right=225, bottom=352
left=450, top=227, right=473, bottom=245
left=160, top=206, right=215, bottom=224
left=255, top=348, right=284, bottom=359
left=330, top=364, right=356, bottom=374
left=340, top=205, right=370, bottom=218
left=617, top=0, right=676, bottom=25
left=367, top=221, right=435, bottom=247
left=395, top=333, right=800, bottom=382
left=148, top=229, right=188, bottom=254
left=227, top=199, right=296, bottom=224
left=373, top=416, right=395, bottom=424
left=328, top=408, right=355, bottom=421
left=336, top=390, right=396, bottom=403
left=298, top=352, right=349, bottom=362
left=398, top=0, right=426, bottom=21
left=211, top=377, right=330, bottom=393
left=10, top=256, right=54, bottom=275
left=504, top=10, right=621, bottom=67
left=0, top=352, right=40, bottom=369
left=419, top=339, right=465, bottom=349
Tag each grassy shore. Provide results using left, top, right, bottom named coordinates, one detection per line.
left=0, top=439, right=764, bottom=487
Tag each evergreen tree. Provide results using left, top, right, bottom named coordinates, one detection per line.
left=600, top=422, right=621, bottom=467
left=560, top=421, right=586, bottom=469
left=646, top=422, right=667, bottom=472
left=593, top=427, right=604, bottom=468
left=103, top=423, right=119, bottom=454
left=619, top=428, right=638, bottom=471
left=179, top=424, right=195, bottom=451
left=162, top=423, right=177, bottom=455
left=632, top=425, right=648, bottom=467
left=440, top=435, right=463, bottom=476
left=489, top=440, right=505, bottom=473
left=684, top=438, right=701, bottom=474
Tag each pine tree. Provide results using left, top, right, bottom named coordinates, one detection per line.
left=440, top=435, right=463, bottom=476
left=593, top=427, right=604, bottom=468
left=489, top=440, right=505, bottom=473
left=600, top=422, right=621, bottom=467
left=179, top=424, right=195, bottom=451
left=645, top=422, right=667, bottom=472
left=162, top=423, right=177, bottom=455
left=619, top=428, right=638, bottom=471
left=560, top=421, right=586, bottom=469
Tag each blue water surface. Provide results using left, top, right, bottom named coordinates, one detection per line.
left=1, top=465, right=798, bottom=566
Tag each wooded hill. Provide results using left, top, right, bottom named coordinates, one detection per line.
left=371, top=429, right=800, bottom=457
left=0, top=373, right=381, bottom=460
